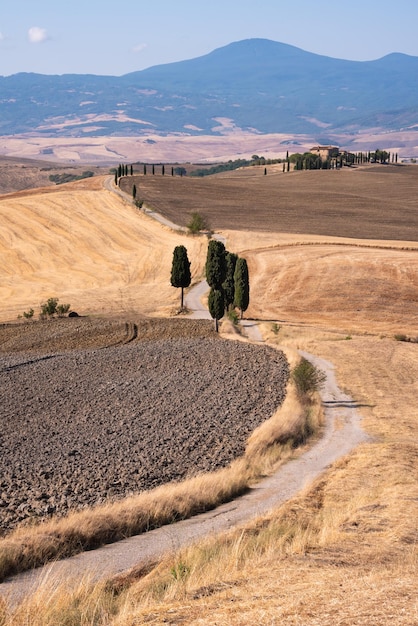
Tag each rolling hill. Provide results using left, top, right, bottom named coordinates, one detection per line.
left=2, top=39, right=418, bottom=139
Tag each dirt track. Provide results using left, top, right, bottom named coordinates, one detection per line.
left=0, top=318, right=288, bottom=534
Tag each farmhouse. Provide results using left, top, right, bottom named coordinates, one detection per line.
left=310, top=145, right=339, bottom=159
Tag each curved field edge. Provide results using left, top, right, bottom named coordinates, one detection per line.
left=0, top=354, right=321, bottom=583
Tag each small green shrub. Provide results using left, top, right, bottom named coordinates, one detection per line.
left=40, top=298, right=70, bottom=319
left=187, top=212, right=209, bottom=234
left=292, top=358, right=326, bottom=398
left=22, top=308, right=34, bottom=319
left=271, top=322, right=281, bottom=335
left=56, top=303, right=70, bottom=317
left=394, top=333, right=408, bottom=342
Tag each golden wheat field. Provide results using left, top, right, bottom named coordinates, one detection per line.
left=0, top=166, right=418, bottom=624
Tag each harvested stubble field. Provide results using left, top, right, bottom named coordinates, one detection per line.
left=0, top=317, right=288, bottom=533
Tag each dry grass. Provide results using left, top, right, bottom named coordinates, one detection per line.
left=0, top=176, right=208, bottom=322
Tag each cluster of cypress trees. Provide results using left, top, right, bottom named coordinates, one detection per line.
left=116, top=164, right=133, bottom=177
left=170, top=241, right=249, bottom=331
left=206, top=240, right=249, bottom=331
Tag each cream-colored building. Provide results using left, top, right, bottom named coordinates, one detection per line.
left=310, top=145, right=339, bottom=159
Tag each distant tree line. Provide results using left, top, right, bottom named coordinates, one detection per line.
left=284, top=148, right=398, bottom=171
left=190, top=155, right=283, bottom=177
left=49, top=171, right=94, bottom=185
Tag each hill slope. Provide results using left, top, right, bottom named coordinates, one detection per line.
left=0, top=177, right=206, bottom=321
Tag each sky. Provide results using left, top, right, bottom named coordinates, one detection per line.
left=1, top=0, right=417, bottom=76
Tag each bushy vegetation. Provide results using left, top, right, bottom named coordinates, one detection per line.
left=394, top=333, right=418, bottom=343
left=190, top=159, right=252, bottom=177
left=190, top=155, right=283, bottom=177
left=49, top=171, right=94, bottom=185
left=291, top=358, right=326, bottom=398
left=187, top=212, right=210, bottom=234
left=40, top=298, right=71, bottom=319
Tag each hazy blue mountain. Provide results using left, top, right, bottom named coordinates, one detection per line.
left=1, top=38, right=418, bottom=137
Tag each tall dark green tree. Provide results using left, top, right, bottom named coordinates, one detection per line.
left=222, top=252, right=238, bottom=311
left=132, top=184, right=137, bottom=199
left=143, top=164, right=147, bottom=175
left=234, top=257, right=250, bottom=319
left=162, top=164, right=165, bottom=176
left=170, top=245, right=191, bottom=309
left=130, top=164, right=133, bottom=175
left=208, top=288, right=224, bottom=332
left=152, top=164, right=155, bottom=175
left=206, top=240, right=226, bottom=289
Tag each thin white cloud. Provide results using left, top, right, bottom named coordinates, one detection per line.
left=132, top=43, right=147, bottom=53
left=0, top=32, right=4, bottom=41
left=28, top=26, right=48, bottom=44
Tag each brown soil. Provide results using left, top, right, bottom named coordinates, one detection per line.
left=0, top=317, right=288, bottom=533
left=121, top=164, right=418, bottom=241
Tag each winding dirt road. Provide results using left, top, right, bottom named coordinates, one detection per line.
left=1, top=286, right=369, bottom=605
left=0, top=188, right=370, bottom=604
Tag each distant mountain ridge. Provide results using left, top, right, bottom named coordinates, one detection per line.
left=1, top=38, right=418, bottom=138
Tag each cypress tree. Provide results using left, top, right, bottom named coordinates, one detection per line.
left=143, top=164, right=147, bottom=175
left=162, top=164, right=165, bottom=176
left=117, top=164, right=122, bottom=178
left=208, top=287, right=224, bottom=332
left=170, top=245, right=191, bottom=309
left=205, top=240, right=226, bottom=289
left=130, top=165, right=133, bottom=176
left=132, top=184, right=137, bottom=199
left=152, top=164, right=155, bottom=175
left=234, top=257, right=250, bottom=319
left=222, top=252, right=238, bottom=311
left=114, top=170, right=118, bottom=185
left=171, top=167, right=174, bottom=176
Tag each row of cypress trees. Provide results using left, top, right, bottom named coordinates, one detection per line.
left=170, top=241, right=249, bottom=331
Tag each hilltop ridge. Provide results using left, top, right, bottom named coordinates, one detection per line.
left=1, top=38, right=418, bottom=139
